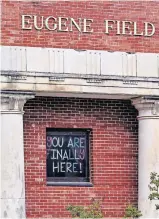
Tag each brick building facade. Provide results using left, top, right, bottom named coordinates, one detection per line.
left=24, top=97, right=138, bottom=218
left=2, top=1, right=159, bottom=52
left=1, top=1, right=159, bottom=218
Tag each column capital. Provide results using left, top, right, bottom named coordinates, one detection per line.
left=1, top=91, right=35, bottom=113
left=132, top=96, right=159, bottom=119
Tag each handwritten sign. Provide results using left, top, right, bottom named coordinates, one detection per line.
left=46, top=129, right=89, bottom=182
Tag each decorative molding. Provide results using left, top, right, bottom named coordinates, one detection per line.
left=1, top=91, right=35, bottom=113
left=132, top=96, right=159, bottom=118
left=49, top=77, right=65, bottom=82
left=122, top=79, right=138, bottom=85
left=7, top=75, right=27, bottom=81
left=2, top=71, right=159, bottom=82
left=86, top=78, right=103, bottom=84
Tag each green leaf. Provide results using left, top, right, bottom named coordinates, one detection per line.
left=148, top=172, right=159, bottom=202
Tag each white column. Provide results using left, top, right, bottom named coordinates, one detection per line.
left=0, top=92, right=34, bottom=219
left=132, top=97, right=159, bottom=218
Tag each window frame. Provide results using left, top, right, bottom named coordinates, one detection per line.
left=46, top=128, right=93, bottom=187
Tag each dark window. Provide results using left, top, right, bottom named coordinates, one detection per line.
left=46, top=128, right=92, bottom=186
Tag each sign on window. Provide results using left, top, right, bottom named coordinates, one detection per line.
left=46, top=129, right=90, bottom=184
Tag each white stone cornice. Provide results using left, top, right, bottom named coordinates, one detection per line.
left=1, top=91, right=35, bottom=113
left=1, top=46, right=159, bottom=98
left=1, top=46, right=159, bottom=78
left=132, top=96, right=159, bottom=119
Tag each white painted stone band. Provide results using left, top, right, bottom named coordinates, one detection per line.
left=1, top=45, right=159, bottom=78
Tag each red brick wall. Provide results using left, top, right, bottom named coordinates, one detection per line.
left=23, top=97, right=138, bottom=218
left=2, top=0, right=159, bottom=52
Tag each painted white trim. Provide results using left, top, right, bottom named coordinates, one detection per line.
left=1, top=45, right=159, bottom=78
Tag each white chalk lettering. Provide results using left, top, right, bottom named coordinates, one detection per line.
left=79, top=163, right=82, bottom=173
left=56, top=149, right=63, bottom=159
left=52, top=161, right=60, bottom=172
left=67, top=137, right=86, bottom=147
left=50, top=149, right=57, bottom=159
left=60, top=162, right=65, bottom=172
left=74, top=137, right=80, bottom=147
left=73, top=163, right=78, bottom=172
left=67, top=137, right=74, bottom=147
left=52, top=162, right=82, bottom=173
left=51, top=148, right=85, bottom=160
left=80, top=138, right=85, bottom=148
left=80, top=149, right=85, bottom=160
left=66, top=162, right=72, bottom=172
left=52, top=137, right=63, bottom=147
left=63, top=150, right=69, bottom=160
